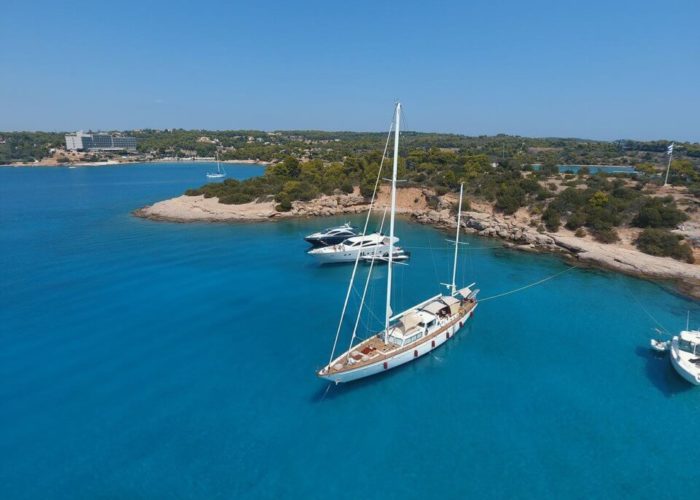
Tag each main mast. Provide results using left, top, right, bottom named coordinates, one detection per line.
left=384, top=102, right=401, bottom=342
left=450, top=183, right=464, bottom=295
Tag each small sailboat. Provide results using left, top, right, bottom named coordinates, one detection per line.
left=317, top=103, right=478, bottom=384
left=206, top=152, right=226, bottom=179
left=304, top=223, right=358, bottom=247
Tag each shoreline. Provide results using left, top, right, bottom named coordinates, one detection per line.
left=134, top=189, right=700, bottom=300
left=1, top=159, right=270, bottom=168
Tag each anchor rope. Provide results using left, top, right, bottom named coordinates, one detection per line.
left=626, top=284, right=670, bottom=334
left=478, top=265, right=578, bottom=303
left=401, top=245, right=504, bottom=251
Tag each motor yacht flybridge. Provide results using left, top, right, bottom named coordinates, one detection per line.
left=317, top=103, right=479, bottom=384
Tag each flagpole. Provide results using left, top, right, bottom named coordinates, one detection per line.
left=663, top=143, right=674, bottom=186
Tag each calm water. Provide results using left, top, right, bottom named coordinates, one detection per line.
left=533, top=164, right=637, bottom=174
left=1, top=163, right=698, bottom=499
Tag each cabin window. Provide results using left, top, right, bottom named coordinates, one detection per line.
left=406, top=333, right=423, bottom=344
left=388, top=336, right=403, bottom=347
left=678, top=339, right=696, bottom=354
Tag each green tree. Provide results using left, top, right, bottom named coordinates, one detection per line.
left=632, top=197, right=687, bottom=228
left=542, top=207, right=561, bottom=232
left=495, top=183, right=525, bottom=214
left=636, top=228, right=694, bottom=262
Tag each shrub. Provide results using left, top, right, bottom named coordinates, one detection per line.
left=592, top=228, right=619, bottom=243
left=426, top=195, right=439, bottom=210
left=185, top=188, right=202, bottom=196
left=575, top=228, right=586, bottom=237
left=565, top=211, right=586, bottom=230
left=435, top=186, right=449, bottom=196
left=359, top=179, right=375, bottom=198
left=495, top=183, right=525, bottom=215
left=451, top=197, right=471, bottom=214
left=219, top=192, right=255, bottom=204
left=542, top=207, right=561, bottom=232
left=340, top=181, right=354, bottom=194
left=275, top=193, right=292, bottom=212
left=632, top=197, right=688, bottom=228
left=635, top=228, right=694, bottom=262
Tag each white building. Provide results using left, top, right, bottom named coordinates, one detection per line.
left=65, top=131, right=87, bottom=151
left=65, top=131, right=137, bottom=152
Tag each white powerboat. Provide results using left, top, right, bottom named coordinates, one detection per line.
left=307, top=233, right=397, bottom=264
left=670, top=330, right=700, bottom=385
left=304, top=223, right=357, bottom=247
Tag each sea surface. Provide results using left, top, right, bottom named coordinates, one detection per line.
left=532, top=164, right=637, bottom=174
left=1, top=163, right=699, bottom=499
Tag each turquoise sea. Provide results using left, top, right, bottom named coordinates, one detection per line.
left=532, top=164, right=637, bottom=174
left=1, top=163, right=699, bottom=499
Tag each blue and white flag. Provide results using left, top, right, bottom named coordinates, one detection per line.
left=667, top=143, right=674, bottom=155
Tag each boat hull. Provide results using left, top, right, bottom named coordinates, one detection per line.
left=670, top=338, right=700, bottom=385
left=319, top=304, right=477, bottom=383
left=309, top=245, right=391, bottom=264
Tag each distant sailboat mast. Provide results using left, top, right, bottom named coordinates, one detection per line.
left=384, top=102, right=401, bottom=342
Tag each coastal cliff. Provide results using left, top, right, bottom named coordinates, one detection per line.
left=134, top=188, right=700, bottom=298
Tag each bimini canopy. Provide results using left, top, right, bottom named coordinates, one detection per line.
left=422, top=301, right=449, bottom=316
left=441, top=295, right=461, bottom=315
left=457, top=287, right=472, bottom=298
left=398, top=312, right=423, bottom=334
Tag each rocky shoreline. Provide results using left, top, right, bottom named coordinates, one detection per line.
left=134, top=189, right=700, bottom=299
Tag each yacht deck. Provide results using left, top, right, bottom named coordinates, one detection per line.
left=327, top=299, right=477, bottom=374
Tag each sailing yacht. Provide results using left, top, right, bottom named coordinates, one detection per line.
left=206, top=152, right=226, bottom=179
left=317, top=103, right=479, bottom=384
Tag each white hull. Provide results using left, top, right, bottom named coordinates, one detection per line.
left=670, top=337, right=700, bottom=385
left=310, top=245, right=392, bottom=263
left=319, top=304, right=477, bottom=383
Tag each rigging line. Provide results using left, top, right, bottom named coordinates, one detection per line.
left=428, top=239, right=440, bottom=291
left=352, top=286, right=386, bottom=327
left=626, top=283, right=670, bottom=334
left=400, top=245, right=505, bottom=251
left=327, top=115, right=395, bottom=366
left=478, top=265, right=578, bottom=303
left=347, top=207, right=388, bottom=352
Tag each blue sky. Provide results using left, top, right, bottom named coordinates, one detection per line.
left=1, top=0, right=698, bottom=140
